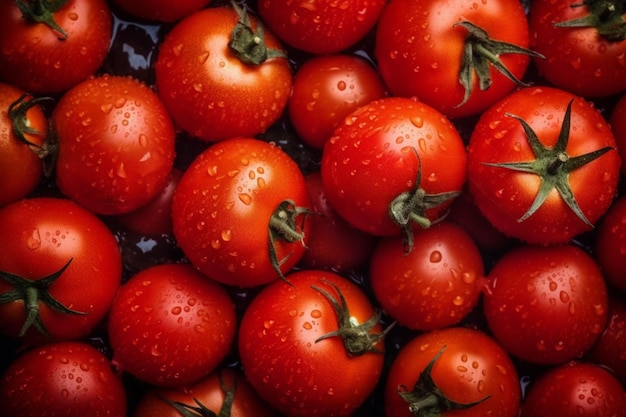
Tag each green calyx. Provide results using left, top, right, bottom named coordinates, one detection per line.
left=388, top=149, right=460, bottom=253
left=453, top=21, right=544, bottom=108
left=554, top=0, right=626, bottom=42
left=484, top=99, right=614, bottom=226
left=16, top=0, right=70, bottom=40
left=228, top=1, right=286, bottom=65
left=162, top=371, right=236, bottom=417
left=311, top=279, right=395, bottom=356
left=9, top=94, right=53, bottom=160
left=397, top=346, right=490, bottom=417
left=0, top=258, right=88, bottom=338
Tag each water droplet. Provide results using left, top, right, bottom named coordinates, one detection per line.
left=302, top=322, right=313, bottom=330
left=221, top=229, right=232, bottom=241
left=238, top=193, right=252, bottom=205
left=429, top=250, right=442, bottom=263
left=171, top=306, right=182, bottom=315
left=310, top=309, right=322, bottom=318
left=26, top=229, right=41, bottom=249
left=337, top=80, right=346, bottom=91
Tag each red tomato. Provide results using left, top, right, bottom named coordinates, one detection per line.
left=0, top=341, right=127, bottom=417
left=154, top=4, right=292, bottom=142
left=0, top=0, right=112, bottom=94
left=289, top=53, right=387, bottom=149
left=483, top=244, right=608, bottom=365
left=375, top=0, right=539, bottom=118
left=53, top=74, right=176, bottom=215
left=321, top=96, right=467, bottom=247
left=370, top=221, right=485, bottom=331
left=529, top=0, right=626, bottom=97
left=132, top=367, right=278, bottom=417
left=0, top=83, right=49, bottom=207
left=0, top=197, right=122, bottom=345
left=610, top=92, right=626, bottom=178
left=111, top=0, right=212, bottom=22
left=595, top=194, right=626, bottom=293
left=258, top=0, right=386, bottom=54
left=467, top=86, right=620, bottom=245
left=172, top=137, right=312, bottom=288
left=521, top=361, right=626, bottom=417
left=238, top=269, right=388, bottom=417
left=384, top=327, right=521, bottom=417
left=107, top=263, right=236, bottom=387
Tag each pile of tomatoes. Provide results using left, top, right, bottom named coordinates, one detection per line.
left=1, top=0, right=626, bottom=416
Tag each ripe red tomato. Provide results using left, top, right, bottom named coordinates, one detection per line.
left=258, top=0, right=386, bottom=54
left=595, top=194, right=626, bottom=293
left=610, top=92, right=626, bottom=178
left=288, top=53, right=388, bottom=150
left=111, top=0, right=212, bottom=22
left=132, top=367, right=278, bottom=417
left=521, top=361, right=626, bottom=417
left=483, top=244, right=608, bottom=365
left=529, top=0, right=626, bottom=97
left=0, top=83, right=49, bottom=207
left=238, top=269, right=388, bottom=417
left=467, top=86, right=620, bottom=245
left=0, top=197, right=122, bottom=345
left=0, top=0, right=112, bottom=94
left=0, top=341, right=127, bottom=417
left=384, top=327, right=521, bottom=417
left=53, top=74, right=176, bottom=215
left=375, top=0, right=539, bottom=118
left=172, top=137, right=312, bottom=288
left=154, top=4, right=292, bottom=142
left=321, top=96, right=467, bottom=248
left=370, top=221, right=485, bottom=331
left=107, top=263, right=237, bottom=387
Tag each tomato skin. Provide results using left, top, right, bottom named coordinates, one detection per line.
left=53, top=74, right=176, bottom=215
left=111, top=0, right=212, bottom=23
left=321, top=96, right=467, bottom=237
left=529, top=0, right=626, bottom=98
left=370, top=221, right=485, bottom=331
left=0, top=197, right=122, bottom=345
left=0, top=83, right=47, bottom=207
left=258, top=0, right=386, bottom=54
left=375, top=0, right=533, bottom=118
left=0, top=0, right=112, bottom=94
left=384, top=327, right=521, bottom=417
left=595, top=194, right=626, bottom=293
left=289, top=54, right=387, bottom=150
left=172, top=137, right=311, bottom=288
left=0, top=341, right=127, bottom=417
left=610, top=92, right=626, bottom=178
left=107, top=263, right=236, bottom=387
left=521, top=361, right=626, bottom=417
left=483, top=244, right=608, bottom=365
left=154, top=6, right=292, bottom=142
left=467, top=86, right=620, bottom=245
left=238, top=269, right=385, bottom=417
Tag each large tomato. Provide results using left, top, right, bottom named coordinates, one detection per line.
left=172, top=137, right=312, bottom=288
left=0, top=0, right=112, bottom=94
left=384, top=327, right=521, bottom=417
left=0, top=197, right=122, bottom=345
left=375, top=0, right=540, bottom=118
left=154, top=4, right=292, bottom=142
left=238, top=269, right=389, bottom=417
left=53, top=74, right=176, bottom=215
left=467, top=86, right=620, bottom=245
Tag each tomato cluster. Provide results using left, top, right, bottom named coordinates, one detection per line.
left=1, top=0, right=626, bottom=416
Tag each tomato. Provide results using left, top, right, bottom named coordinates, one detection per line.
left=107, top=263, right=236, bottom=387
left=53, top=74, right=176, bottom=215
left=375, top=0, right=540, bottom=118
left=154, top=4, right=292, bottom=142
left=529, top=0, right=626, bottom=97
left=483, top=244, right=608, bottom=365
left=320, top=96, right=467, bottom=250
left=258, top=0, right=386, bottom=54
left=0, top=341, right=127, bottom=417
left=521, top=361, right=626, bottom=417
left=467, top=86, right=620, bottom=245
left=595, top=194, right=626, bottom=293
left=370, top=221, right=485, bottom=331
left=610, top=92, right=626, bottom=178
left=384, top=327, right=520, bottom=417
left=297, top=171, right=378, bottom=274
left=0, top=0, right=112, bottom=94
left=0, top=83, right=49, bottom=207
left=132, top=367, right=278, bottom=417
left=238, top=269, right=389, bottom=417
left=111, top=0, right=212, bottom=23
left=172, top=137, right=312, bottom=288
left=288, top=53, right=388, bottom=150
left=0, top=197, right=122, bottom=345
